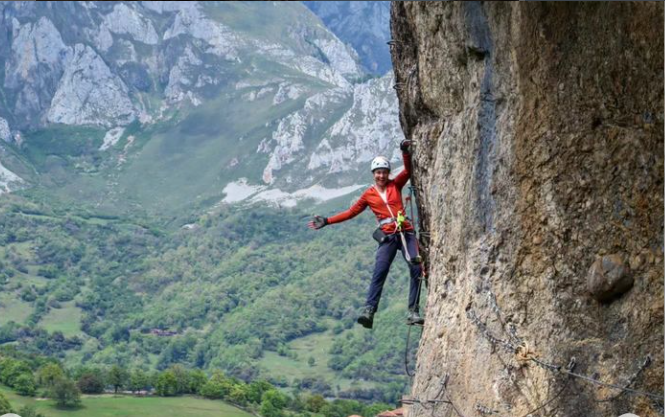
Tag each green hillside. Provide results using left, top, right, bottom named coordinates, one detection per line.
left=0, top=192, right=423, bottom=402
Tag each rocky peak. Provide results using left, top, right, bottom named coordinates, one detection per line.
left=47, top=43, right=135, bottom=127
left=95, top=2, right=159, bottom=51
left=305, top=1, right=392, bottom=75
left=0, top=1, right=403, bottom=211
left=4, top=16, right=70, bottom=127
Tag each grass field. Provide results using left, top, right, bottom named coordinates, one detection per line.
left=260, top=328, right=376, bottom=391
left=0, top=293, right=32, bottom=325
left=0, top=385, right=254, bottom=417
left=39, top=301, right=83, bottom=337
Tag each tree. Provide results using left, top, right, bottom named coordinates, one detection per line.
left=260, top=399, right=285, bottom=417
left=129, top=369, right=149, bottom=394
left=14, top=373, right=36, bottom=396
left=108, top=365, right=128, bottom=394
left=37, top=363, right=65, bottom=388
left=168, top=364, right=190, bottom=395
left=305, top=394, right=327, bottom=413
left=19, top=404, right=46, bottom=417
left=78, top=372, right=105, bottom=394
left=262, top=389, right=289, bottom=410
left=228, top=384, right=249, bottom=406
left=247, top=380, right=274, bottom=404
left=200, top=371, right=233, bottom=399
left=0, top=392, right=12, bottom=414
left=363, top=403, right=393, bottom=417
left=188, top=369, right=207, bottom=395
left=50, top=378, right=81, bottom=408
left=320, top=399, right=364, bottom=417
left=155, top=370, right=178, bottom=397
left=307, top=356, right=316, bottom=367
left=0, top=358, right=31, bottom=387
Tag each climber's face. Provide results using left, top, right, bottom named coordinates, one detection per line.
left=373, top=168, right=390, bottom=186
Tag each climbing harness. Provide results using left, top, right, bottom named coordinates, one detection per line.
left=378, top=217, right=397, bottom=227
left=374, top=186, right=413, bottom=263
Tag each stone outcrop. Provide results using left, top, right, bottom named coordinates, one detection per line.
left=0, top=118, right=11, bottom=143
left=308, top=73, right=403, bottom=173
left=47, top=44, right=136, bottom=127
left=390, top=2, right=663, bottom=416
left=4, top=16, right=71, bottom=128
left=305, top=1, right=392, bottom=74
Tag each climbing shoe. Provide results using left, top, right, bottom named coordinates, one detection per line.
left=357, top=306, right=375, bottom=329
left=406, top=310, right=424, bottom=326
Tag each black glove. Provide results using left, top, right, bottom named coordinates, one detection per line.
left=400, top=140, right=412, bottom=154
left=308, top=215, right=328, bottom=230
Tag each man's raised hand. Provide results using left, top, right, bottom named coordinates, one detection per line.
left=308, top=215, right=328, bottom=230
left=400, top=140, right=412, bottom=154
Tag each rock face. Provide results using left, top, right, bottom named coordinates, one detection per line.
left=48, top=44, right=136, bottom=127
left=0, top=118, right=11, bottom=143
left=390, top=2, right=663, bottom=416
left=0, top=1, right=405, bottom=206
left=4, top=16, right=71, bottom=128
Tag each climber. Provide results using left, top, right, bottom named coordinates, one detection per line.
left=308, top=140, right=424, bottom=329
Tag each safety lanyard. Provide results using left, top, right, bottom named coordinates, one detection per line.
left=375, top=186, right=411, bottom=261
left=375, top=185, right=398, bottom=229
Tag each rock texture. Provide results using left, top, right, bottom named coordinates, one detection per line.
left=4, top=16, right=70, bottom=128
left=0, top=118, right=11, bottom=143
left=0, top=1, right=405, bottom=206
left=390, top=2, right=663, bottom=416
left=305, top=1, right=392, bottom=74
left=48, top=44, right=136, bottom=127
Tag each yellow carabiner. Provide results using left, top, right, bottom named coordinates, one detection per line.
left=396, top=211, right=406, bottom=230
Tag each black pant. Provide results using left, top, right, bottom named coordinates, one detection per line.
left=366, top=231, right=422, bottom=312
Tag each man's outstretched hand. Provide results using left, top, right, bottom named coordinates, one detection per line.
left=308, top=215, right=328, bottom=230
left=400, top=140, right=412, bottom=154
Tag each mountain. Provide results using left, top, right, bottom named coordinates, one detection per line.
left=392, top=2, right=664, bottom=416
left=0, top=192, right=418, bottom=402
left=304, top=2, right=392, bottom=75
left=0, top=1, right=403, bottom=215
left=0, top=1, right=417, bottom=403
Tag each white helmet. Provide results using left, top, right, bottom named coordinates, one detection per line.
left=370, top=156, right=391, bottom=172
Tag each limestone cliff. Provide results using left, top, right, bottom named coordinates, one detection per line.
left=390, top=2, right=663, bottom=416
left=0, top=1, right=404, bottom=205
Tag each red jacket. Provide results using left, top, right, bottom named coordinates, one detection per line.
left=328, top=152, right=413, bottom=234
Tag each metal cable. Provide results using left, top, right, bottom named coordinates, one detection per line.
left=405, top=324, right=415, bottom=377
left=595, top=355, right=652, bottom=403
left=517, top=360, right=577, bottom=417
left=466, top=307, right=664, bottom=403
left=561, top=368, right=662, bottom=402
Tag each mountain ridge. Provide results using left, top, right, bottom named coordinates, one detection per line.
left=0, top=1, right=403, bottom=214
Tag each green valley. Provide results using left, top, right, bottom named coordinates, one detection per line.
left=0, top=192, right=422, bottom=402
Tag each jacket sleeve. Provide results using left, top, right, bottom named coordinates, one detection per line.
left=393, top=151, right=412, bottom=190
left=327, top=192, right=368, bottom=225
